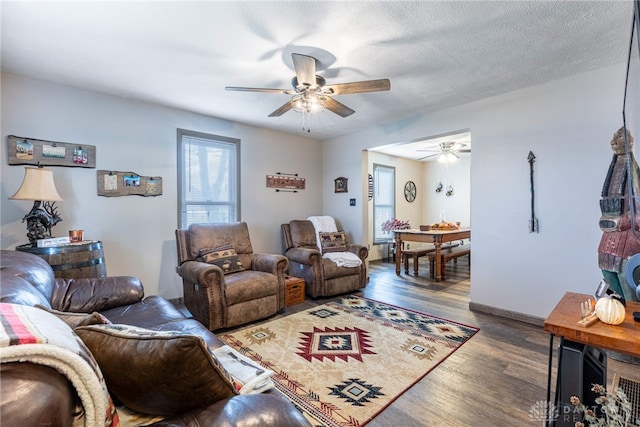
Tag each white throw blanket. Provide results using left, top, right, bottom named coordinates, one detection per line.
left=212, top=345, right=274, bottom=395
left=307, top=215, right=338, bottom=232
left=307, top=215, right=362, bottom=267
left=0, top=303, right=116, bottom=427
left=324, top=251, right=363, bottom=268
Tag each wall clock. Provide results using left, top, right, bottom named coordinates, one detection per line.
left=404, top=180, right=416, bottom=202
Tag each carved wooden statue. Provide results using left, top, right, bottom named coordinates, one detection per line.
left=598, top=126, right=640, bottom=303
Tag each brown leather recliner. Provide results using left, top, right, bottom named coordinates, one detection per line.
left=281, top=219, right=368, bottom=298
left=175, top=222, right=289, bottom=331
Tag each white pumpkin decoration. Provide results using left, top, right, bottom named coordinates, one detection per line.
left=595, top=296, right=626, bottom=325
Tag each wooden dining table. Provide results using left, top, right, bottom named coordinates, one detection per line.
left=393, top=228, right=471, bottom=281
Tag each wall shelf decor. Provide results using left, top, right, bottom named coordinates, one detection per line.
left=266, top=173, right=305, bottom=191
left=7, top=135, right=96, bottom=168
left=97, top=170, right=162, bottom=197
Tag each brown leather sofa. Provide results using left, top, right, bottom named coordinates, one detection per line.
left=0, top=250, right=310, bottom=427
left=281, top=220, right=368, bottom=298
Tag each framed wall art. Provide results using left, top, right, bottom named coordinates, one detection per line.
left=335, top=177, right=348, bottom=193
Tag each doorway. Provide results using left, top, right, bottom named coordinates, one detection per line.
left=366, top=130, right=471, bottom=262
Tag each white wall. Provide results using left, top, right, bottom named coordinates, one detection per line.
left=323, top=63, right=625, bottom=319
left=2, top=62, right=627, bottom=321
left=1, top=73, right=323, bottom=299
left=423, top=157, right=471, bottom=228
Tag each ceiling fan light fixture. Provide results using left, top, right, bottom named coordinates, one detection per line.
left=438, top=151, right=458, bottom=163
left=291, top=91, right=327, bottom=133
left=291, top=92, right=326, bottom=114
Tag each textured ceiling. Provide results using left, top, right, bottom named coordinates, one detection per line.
left=1, top=1, right=635, bottom=148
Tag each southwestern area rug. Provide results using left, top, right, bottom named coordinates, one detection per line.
left=219, top=295, right=479, bottom=427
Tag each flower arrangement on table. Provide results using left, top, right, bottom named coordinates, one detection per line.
left=381, top=218, right=411, bottom=234
left=570, top=384, right=631, bottom=427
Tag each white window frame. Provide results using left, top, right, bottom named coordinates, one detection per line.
left=373, top=163, right=396, bottom=244
left=177, top=129, right=240, bottom=229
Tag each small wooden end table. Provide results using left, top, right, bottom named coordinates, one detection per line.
left=284, top=275, right=305, bottom=307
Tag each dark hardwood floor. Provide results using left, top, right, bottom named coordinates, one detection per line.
left=354, top=257, right=551, bottom=426
left=181, top=257, right=640, bottom=426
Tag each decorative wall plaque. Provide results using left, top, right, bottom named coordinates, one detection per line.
left=7, top=135, right=96, bottom=168
left=97, top=170, right=162, bottom=197
left=266, top=173, right=305, bottom=190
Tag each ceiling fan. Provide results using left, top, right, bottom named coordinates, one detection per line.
left=417, top=141, right=471, bottom=162
left=225, top=53, right=390, bottom=128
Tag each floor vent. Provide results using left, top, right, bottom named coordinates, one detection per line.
left=612, top=373, right=640, bottom=426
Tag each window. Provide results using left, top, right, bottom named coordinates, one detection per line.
left=178, top=129, right=240, bottom=229
left=373, top=164, right=395, bottom=243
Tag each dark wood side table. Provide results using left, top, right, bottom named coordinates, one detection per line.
left=16, top=240, right=107, bottom=279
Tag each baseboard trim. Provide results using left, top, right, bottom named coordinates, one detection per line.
left=469, top=301, right=545, bottom=327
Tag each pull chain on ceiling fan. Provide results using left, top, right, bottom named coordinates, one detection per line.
left=225, top=53, right=390, bottom=133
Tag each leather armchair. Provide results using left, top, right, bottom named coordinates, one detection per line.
left=281, top=219, right=368, bottom=298
left=176, top=222, right=289, bottom=331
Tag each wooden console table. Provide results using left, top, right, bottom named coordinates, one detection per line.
left=393, top=228, right=471, bottom=281
left=544, top=292, right=640, bottom=356
left=544, top=292, right=640, bottom=425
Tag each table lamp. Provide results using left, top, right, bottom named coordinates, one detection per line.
left=9, top=165, right=63, bottom=246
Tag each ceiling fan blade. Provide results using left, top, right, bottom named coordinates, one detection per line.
left=226, top=86, right=291, bottom=94
left=418, top=153, right=440, bottom=161
left=324, top=96, right=355, bottom=117
left=268, top=101, right=293, bottom=117
left=292, top=53, right=317, bottom=88
left=323, top=79, right=390, bottom=95
left=458, top=149, right=471, bottom=153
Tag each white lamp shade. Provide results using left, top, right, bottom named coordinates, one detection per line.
left=9, top=166, right=63, bottom=201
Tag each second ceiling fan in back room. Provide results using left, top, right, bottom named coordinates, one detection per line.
left=418, top=141, right=471, bottom=163
left=225, top=53, right=391, bottom=132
